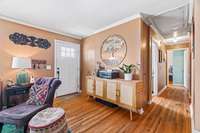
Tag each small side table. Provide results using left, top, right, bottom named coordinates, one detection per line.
left=5, top=84, right=33, bottom=108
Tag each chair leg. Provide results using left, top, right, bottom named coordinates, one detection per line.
left=0, top=123, right=3, bottom=133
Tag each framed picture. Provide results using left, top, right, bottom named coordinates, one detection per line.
left=31, top=59, right=47, bottom=70
left=159, top=50, right=162, bottom=63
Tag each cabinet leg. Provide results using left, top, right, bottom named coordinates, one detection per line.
left=138, top=108, right=144, bottom=115
left=87, top=95, right=90, bottom=100
left=129, top=109, right=133, bottom=120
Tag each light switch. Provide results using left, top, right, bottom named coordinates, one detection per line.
left=46, top=65, right=51, bottom=70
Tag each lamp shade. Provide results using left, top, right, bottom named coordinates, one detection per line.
left=12, top=57, right=31, bottom=69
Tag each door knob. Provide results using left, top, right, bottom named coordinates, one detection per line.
left=57, top=67, right=60, bottom=79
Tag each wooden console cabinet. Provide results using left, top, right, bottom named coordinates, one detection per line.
left=86, top=76, right=144, bottom=120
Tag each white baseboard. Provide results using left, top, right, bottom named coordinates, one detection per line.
left=191, top=103, right=200, bottom=133
left=158, top=85, right=167, bottom=96
left=193, top=129, right=200, bottom=133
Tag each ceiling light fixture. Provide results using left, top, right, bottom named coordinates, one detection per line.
left=173, top=31, right=178, bottom=37
left=173, top=31, right=178, bottom=42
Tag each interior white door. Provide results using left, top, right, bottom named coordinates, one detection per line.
left=151, top=41, right=158, bottom=96
left=173, top=50, right=184, bottom=85
left=55, top=40, right=80, bottom=97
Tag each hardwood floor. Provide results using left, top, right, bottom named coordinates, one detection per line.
left=54, top=87, right=191, bottom=133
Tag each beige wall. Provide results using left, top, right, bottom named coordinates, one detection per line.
left=194, top=0, right=200, bottom=130
left=82, top=18, right=150, bottom=103
left=0, top=19, right=81, bottom=86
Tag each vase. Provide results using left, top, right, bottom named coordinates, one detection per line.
left=124, top=73, right=132, bottom=80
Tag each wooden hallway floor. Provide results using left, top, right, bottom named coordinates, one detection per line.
left=54, top=87, right=191, bottom=133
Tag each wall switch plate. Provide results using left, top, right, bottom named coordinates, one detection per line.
left=46, top=65, right=51, bottom=70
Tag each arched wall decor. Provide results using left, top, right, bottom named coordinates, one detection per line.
left=100, top=34, right=127, bottom=67
left=9, top=32, right=51, bottom=49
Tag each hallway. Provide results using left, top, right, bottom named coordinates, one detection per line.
left=54, top=87, right=191, bottom=133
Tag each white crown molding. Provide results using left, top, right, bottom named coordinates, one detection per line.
left=0, top=15, right=82, bottom=40
left=85, top=14, right=141, bottom=38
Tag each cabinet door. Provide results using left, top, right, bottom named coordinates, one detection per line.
left=95, top=80, right=104, bottom=97
left=86, top=78, right=94, bottom=95
left=119, top=84, right=133, bottom=106
left=106, top=81, right=117, bottom=102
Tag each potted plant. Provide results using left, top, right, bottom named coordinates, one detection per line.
left=119, top=64, right=138, bottom=80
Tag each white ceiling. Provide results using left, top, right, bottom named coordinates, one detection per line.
left=0, top=0, right=189, bottom=39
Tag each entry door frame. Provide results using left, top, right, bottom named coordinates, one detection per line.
left=151, top=40, right=159, bottom=96
left=166, top=48, right=190, bottom=88
left=54, top=39, right=80, bottom=97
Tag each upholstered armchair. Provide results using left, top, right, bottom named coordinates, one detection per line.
left=0, top=77, right=61, bottom=133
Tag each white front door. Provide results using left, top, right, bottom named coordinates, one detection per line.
left=55, top=40, right=80, bottom=97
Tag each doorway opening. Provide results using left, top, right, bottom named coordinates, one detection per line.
left=167, top=48, right=190, bottom=88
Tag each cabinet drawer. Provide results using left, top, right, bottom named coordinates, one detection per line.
left=95, top=80, right=104, bottom=97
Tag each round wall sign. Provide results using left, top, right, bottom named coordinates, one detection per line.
left=101, top=35, right=127, bottom=67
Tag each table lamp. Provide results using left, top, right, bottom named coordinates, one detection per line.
left=12, top=57, right=31, bottom=85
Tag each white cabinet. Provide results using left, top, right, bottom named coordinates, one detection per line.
left=86, top=76, right=144, bottom=120
left=119, top=84, right=133, bottom=107
left=95, top=79, right=104, bottom=97
left=106, top=81, right=117, bottom=103
left=86, top=77, right=94, bottom=95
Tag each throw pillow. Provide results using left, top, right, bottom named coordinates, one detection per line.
left=26, top=84, right=49, bottom=105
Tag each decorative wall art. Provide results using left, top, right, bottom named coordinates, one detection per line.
left=101, top=35, right=127, bottom=67
left=9, top=32, right=51, bottom=49
left=31, top=59, right=47, bottom=70
left=159, top=50, right=162, bottom=63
